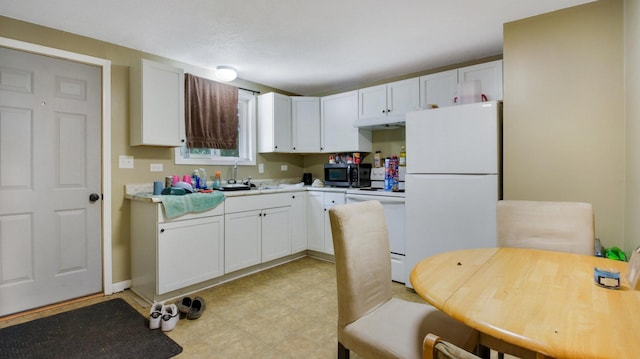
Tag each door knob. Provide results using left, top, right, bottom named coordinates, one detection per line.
left=89, top=193, right=100, bottom=202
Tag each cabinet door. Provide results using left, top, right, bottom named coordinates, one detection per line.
left=258, top=92, right=292, bottom=153
left=457, top=60, right=503, bottom=101
left=306, top=191, right=325, bottom=252
left=358, top=84, right=387, bottom=120
left=291, top=193, right=307, bottom=253
left=291, top=97, right=320, bottom=152
left=419, top=70, right=458, bottom=108
left=157, top=216, right=224, bottom=294
left=323, top=192, right=345, bottom=255
left=261, top=206, right=291, bottom=262
left=130, top=59, right=185, bottom=146
left=321, top=90, right=372, bottom=153
left=225, top=210, right=262, bottom=273
left=386, top=78, right=420, bottom=116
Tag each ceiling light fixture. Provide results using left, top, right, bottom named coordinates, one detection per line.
left=215, top=65, right=237, bottom=82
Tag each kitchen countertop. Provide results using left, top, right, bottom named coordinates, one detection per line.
left=125, top=182, right=348, bottom=203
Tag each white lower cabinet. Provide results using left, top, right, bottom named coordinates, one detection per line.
left=307, top=191, right=325, bottom=252
left=291, top=192, right=307, bottom=253
left=158, top=216, right=224, bottom=294
left=130, top=201, right=224, bottom=303
left=224, top=193, right=294, bottom=273
left=130, top=190, right=312, bottom=302
left=306, top=191, right=345, bottom=255
left=224, top=210, right=262, bottom=273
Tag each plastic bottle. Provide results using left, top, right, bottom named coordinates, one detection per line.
left=374, top=151, right=382, bottom=168
left=199, top=168, right=208, bottom=189
left=213, top=171, right=222, bottom=189
left=399, top=146, right=406, bottom=167
left=192, top=169, right=200, bottom=189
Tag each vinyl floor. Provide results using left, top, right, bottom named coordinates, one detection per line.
left=0, top=256, right=509, bottom=358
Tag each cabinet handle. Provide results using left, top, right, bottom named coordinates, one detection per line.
left=181, top=139, right=185, bottom=143
left=382, top=110, right=386, bottom=113
left=293, top=147, right=296, bottom=150
left=259, top=213, right=263, bottom=217
left=160, top=228, right=165, bottom=233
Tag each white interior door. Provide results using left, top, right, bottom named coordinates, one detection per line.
left=0, top=46, right=102, bottom=316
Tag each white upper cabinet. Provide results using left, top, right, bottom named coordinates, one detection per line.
left=457, top=60, right=503, bottom=102
left=358, top=78, right=420, bottom=121
left=321, top=90, right=372, bottom=153
left=291, top=97, right=321, bottom=152
left=419, top=69, right=458, bottom=109
left=130, top=59, right=186, bottom=146
left=419, top=60, right=503, bottom=109
left=258, top=92, right=292, bottom=153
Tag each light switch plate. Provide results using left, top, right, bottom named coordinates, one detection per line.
left=280, top=164, right=288, bottom=171
left=119, top=155, right=134, bottom=169
left=150, top=163, right=163, bottom=172
left=258, top=163, right=264, bottom=174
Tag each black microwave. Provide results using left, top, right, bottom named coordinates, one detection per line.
left=324, top=163, right=372, bottom=188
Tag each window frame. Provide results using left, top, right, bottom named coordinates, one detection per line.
left=174, top=89, right=256, bottom=166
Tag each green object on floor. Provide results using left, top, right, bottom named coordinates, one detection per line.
left=604, top=246, right=627, bottom=261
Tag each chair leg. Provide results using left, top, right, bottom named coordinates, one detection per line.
left=476, top=344, right=491, bottom=359
left=338, top=342, right=350, bottom=359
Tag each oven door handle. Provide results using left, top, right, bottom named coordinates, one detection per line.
left=346, top=194, right=405, bottom=204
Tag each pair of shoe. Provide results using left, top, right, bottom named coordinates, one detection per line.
left=149, top=302, right=179, bottom=331
left=176, top=296, right=206, bottom=320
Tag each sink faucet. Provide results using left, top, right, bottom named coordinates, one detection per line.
left=228, top=159, right=238, bottom=184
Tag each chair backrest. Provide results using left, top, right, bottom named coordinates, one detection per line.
left=497, top=200, right=595, bottom=256
left=424, top=333, right=481, bottom=359
left=329, top=200, right=392, bottom=329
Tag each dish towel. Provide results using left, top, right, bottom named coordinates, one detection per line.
left=160, top=192, right=225, bottom=219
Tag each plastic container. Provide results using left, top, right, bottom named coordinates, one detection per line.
left=384, top=157, right=399, bottom=192
left=213, top=171, right=222, bottom=189
left=399, top=146, right=406, bottom=167
left=374, top=151, right=382, bottom=168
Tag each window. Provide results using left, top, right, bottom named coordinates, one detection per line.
left=175, top=89, right=256, bottom=166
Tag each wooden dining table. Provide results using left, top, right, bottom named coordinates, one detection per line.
left=410, top=247, right=640, bottom=359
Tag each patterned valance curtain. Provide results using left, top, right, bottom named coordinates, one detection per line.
left=184, top=73, right=238, bottom=149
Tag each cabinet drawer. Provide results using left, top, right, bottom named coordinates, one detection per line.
left=324, top=192, right=345, bottom=206
left=157, top=202, right=225, bottom=223
left=225, top=192, right=293, bottom=213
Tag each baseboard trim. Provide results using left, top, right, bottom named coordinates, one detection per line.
left=111, top=280, right=131, bottom=293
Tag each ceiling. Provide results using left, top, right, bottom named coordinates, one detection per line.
left=1, top=0, right=594, bottom=96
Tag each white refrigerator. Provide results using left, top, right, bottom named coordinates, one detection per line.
left=404, top=101, right=502, bottom=287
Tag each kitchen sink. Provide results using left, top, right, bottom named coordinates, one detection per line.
left=214, top=184, right=252, bottom=191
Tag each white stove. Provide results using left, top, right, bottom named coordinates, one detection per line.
left=346, top=167, right=406, bottom=197
left=345, top=167, right=406, bottom=283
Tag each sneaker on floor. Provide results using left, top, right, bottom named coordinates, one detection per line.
left=149, top=303, right=164, bottom=329
left=187, top=297, right=206, bottom=320
left=161, top=303, right=180, bottom=332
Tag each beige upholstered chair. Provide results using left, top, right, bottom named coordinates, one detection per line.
left=495, top=200, right=595, bottom=359
left=497, top=200, right=595, bottom=256
left=424, top=334, right=481, bottom=359
left=329, top=200, right=478, bottom=359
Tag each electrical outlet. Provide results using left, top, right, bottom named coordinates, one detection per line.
left=150, top=163, right=163, bottom=172
left=280, top=164, right=288, bottom=171
left=119, top=155, right=134, bottom=169
left=258, top=163, right=264, bottom=174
